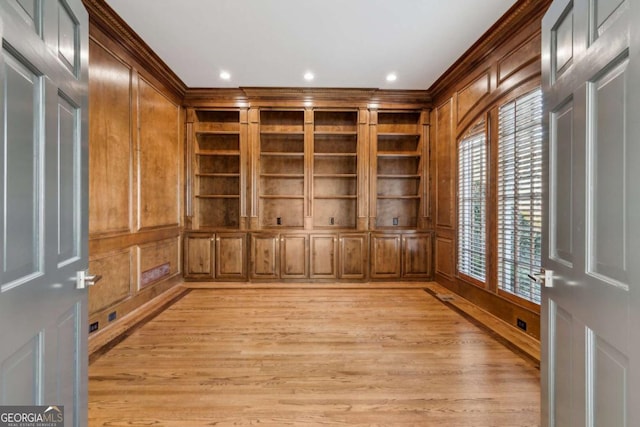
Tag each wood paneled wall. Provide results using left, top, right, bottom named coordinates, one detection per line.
left=86, top=18, right=184, bottom=335
left=82, top=0, right=555, bottom=343
left=430, top=0, right=552, bottom=339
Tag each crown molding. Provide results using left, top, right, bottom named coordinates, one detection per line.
left=428, top=0, right=552, bottom=100
left=182, top=89, right=249, bottom=108
left=82, top=0, right=187, bottom=99
left=183, top=87, right=431, bottom=109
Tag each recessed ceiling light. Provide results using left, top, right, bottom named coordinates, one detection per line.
left=386, top=73, right=397, bottom=82
left=304, top=71, right=314, bottom=81
left=220, top=71, right=231, bottom=80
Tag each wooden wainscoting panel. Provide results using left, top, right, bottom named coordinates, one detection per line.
left=137, top=77, right=181, bottom=230
left=435, top=236, right=455, bottom=280
left=456, top=70, right=491, bottom=126
left=88, top=248, right=133, bottom=315
left=497, top=31, right=542, bottom=86
left=88, top=39, right=132, bottom=236
left=434, top=99, right=455, bottom=229
left=138, top=236, right=180, bottom=290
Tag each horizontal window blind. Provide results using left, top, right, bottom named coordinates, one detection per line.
left=498, top=88, right=543, bottom=304
left=458, top=128, right=487, bottom=282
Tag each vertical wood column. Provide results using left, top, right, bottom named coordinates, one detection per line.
left=418, top=109, right=431, bottom=230
left=368, top=109, right=378, bottom=229
left=185, top=109, right=195, bottom=228
left=248, top=108, right=260, bottom=230
left=304, top=108, right=314, bottom=230
left=239, top=108, right=249, bottom=230
left=357, top=108, right=369, bottom=230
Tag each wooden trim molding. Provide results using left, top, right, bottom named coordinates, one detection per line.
left=184, top=87, right=432, bottom=109
left=424, top=283, right=539, bottom=365
left=89, top=283, right=190, bottom=364
left=82, top=0, right=187, bottom=99
left=429, top=0, right=552, bottom=100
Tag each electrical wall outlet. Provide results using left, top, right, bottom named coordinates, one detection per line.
left=393, top=217, right=399, bottom=226
left=276, top=217, right=282, bottom=225
left=517, top=318, right=527, bottom=331
left=108, top=311, right=117, bottom=322
left=330, top=217, right=334, bottom=225
left=89, top=321, right=99, bottom=333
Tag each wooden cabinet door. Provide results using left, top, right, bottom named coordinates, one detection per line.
left=251, top=233, right=279, bottom=280
left=402, top=233, right=432, bottom=278
left=370, top=234, right=401, bottom=279
left=310, top=235, right=338, bottom=279
left=184, top=234, right=215, bottom=279
left=339, top=233, right=368, bottom=280
left=215, top=233, right=247, bottom=280
left=280, top=234, right=308, bottom=279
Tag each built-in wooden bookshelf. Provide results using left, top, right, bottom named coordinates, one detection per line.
left=259, top=110, right=306, bottom=228
left=185, top=99, right=431, bottom=283
left=312, top=110, right=358, bottom=229
left=374, top=111, right=424, bottom=229
left=193, top=110, right=241, bottom=229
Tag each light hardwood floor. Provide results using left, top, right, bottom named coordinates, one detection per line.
left=89, top=288, right=540, bottom=426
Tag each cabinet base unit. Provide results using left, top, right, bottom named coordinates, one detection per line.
left=184, top=231, right=432, bottom=282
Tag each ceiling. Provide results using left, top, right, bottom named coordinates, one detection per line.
left=105, top=0, right=517, bottom=90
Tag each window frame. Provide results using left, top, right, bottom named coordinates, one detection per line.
left=494, top=87, right=544, bottom=307
left=456, top=118, right=489, bottom=288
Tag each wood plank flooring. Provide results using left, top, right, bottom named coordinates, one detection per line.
left=89, top=289, right=540, bottom=426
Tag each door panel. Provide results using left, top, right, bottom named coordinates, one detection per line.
left=280, top=235, right=308, bottom=279
left=589, top=330, right=627, bottom=426
left=370, top=234, right=401, bottom=279
left=53, top=304, right=80, bottom=426
left=592, top=0, right=625, bottom=38
left=0, top=0, right=89, bottom=423
left=550, top=98, right=574, bottom=266
left=339, top=234, right=368, bottom=280
left=548, top=300, right=574, bottom=426
left=215, top=233, right=247, bottom=280
left=402, top=234, right=432, bottom=278
left=57, top=1, right=78, bottom=74
left=16, top=0, right=37, bottom=25
left=251, top=234, right=279, bottom=279
left=310, top=235, right=337, bottom=279
left=1, top=50, right=43, bottom=289
left=184, top=234, right=214, bottom=278
left=553, top=4, right=574, bottom=79
left=542, top=0, right=638, bottom=425
left=57, top=95, right=81, bottom=266
left=1, top=333, right=42, bottom=404
left=586, top=56, right=629, bottom=286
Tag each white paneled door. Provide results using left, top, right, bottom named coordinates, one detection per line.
left=0, top=1, right=89, bottom=426
left=542, top=0, right=640, bottom=425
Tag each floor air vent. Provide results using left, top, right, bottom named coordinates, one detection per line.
left=436, top=294, right=455, bottom=302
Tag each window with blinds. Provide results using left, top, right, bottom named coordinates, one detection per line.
left=458, top=123, right=487, bottom=282
left=497, top=88, right=543, bottom=304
